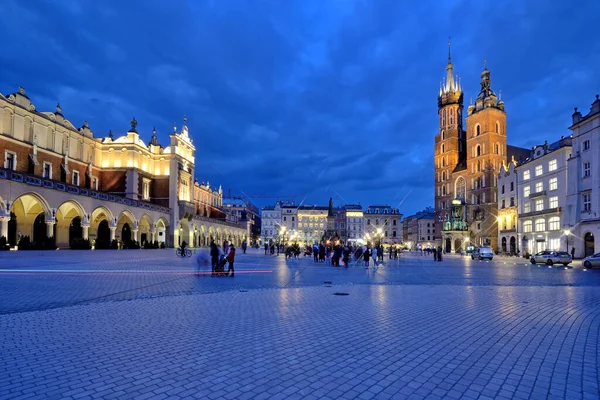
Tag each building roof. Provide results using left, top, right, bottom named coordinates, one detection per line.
left=518, top=136, right=572, bottom=166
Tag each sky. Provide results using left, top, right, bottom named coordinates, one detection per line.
left=1, top=0, right=599, bottom=217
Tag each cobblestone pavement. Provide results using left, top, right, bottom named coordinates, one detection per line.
left=1, top=249, right=599, bottom=399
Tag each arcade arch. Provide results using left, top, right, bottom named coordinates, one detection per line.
left=8, top=193, right=52, bottom=246
left=55, top=200, right=86, bottom=247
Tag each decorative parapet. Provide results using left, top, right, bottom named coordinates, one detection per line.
left=0, top=168, right=170, bottom=214
left=192, top=214, right=246, bottom=229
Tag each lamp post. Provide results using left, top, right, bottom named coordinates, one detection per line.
left=564, top=229, right=571, bottom=253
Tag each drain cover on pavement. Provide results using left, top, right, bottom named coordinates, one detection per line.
left=333, top=292, right=349, bottom=296
left=239, top=290, right=248, bottom=292
left=324, top=281, right=332, bottom=284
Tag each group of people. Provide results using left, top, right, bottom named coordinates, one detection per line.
left=207, top=240, right=237, bottom=277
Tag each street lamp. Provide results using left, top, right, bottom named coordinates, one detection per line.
left=564, top=229, right=571, bottom=253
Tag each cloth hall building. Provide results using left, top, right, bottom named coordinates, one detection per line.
left=433, top=45, right=528, bottom=253
left=0, top=87, right=248, bottom=249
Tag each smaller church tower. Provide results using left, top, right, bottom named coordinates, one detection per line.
left=465, top=63, right=507, bottom=249
left=434, top=42, right=465, bottom=245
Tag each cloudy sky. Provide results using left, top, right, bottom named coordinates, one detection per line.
left=1, top=0, right=599, bottom=216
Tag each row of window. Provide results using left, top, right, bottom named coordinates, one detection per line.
left=522, top=197, right=559, bottom=213
left=522, top=160, right=558, bottom=180
left=522, top=216, right=561, bottom=233
left=523, top=178, right=558, bottom=197
left=500, top=182, right=515, bottom=194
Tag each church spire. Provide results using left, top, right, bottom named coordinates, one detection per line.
left=438, top=40, right=462, bottom=107
left=445, top=40, right=455, bottom=92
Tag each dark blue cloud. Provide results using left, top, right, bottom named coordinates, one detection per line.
left=1, top=0, right=598, bottom=216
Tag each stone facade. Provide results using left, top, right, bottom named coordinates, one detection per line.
left=402, top=207, right=435, bottom=250
left=497, top=160, right=518, bottom=254
left=565, top=95, right=600, bottom=258
left=364, top=205, right=402, bottom=245
left=0, top=87, right=247, bottom=248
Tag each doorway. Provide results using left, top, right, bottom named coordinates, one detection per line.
left=584, top=232, right=594, bottom=257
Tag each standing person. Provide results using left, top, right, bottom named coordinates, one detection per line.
left=226, top=244, right=236, bottom=277
left=180, top=240, right=188, bottom=258
left=432, top=247, right=437, bottom=261
left=364, top=247, right=370, bottom=268
left=223, top=240, right=229, bottom=256
left=313, top=244, right=319, bottom=262
left=210, top=240, right=219, bottom=276
left=264, top=242, right=268, bottom=255
left=242, top=240, right=247, bottom=254
left=571, top=247, right=576, bottom=259
left=437, top=246, right=443, bottom=262
left=372, top=246, right=378, bottom=266
left=389, top=246, right=393, bottom=260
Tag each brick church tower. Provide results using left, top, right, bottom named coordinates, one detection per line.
left=433, top=42, right=465, bottom=245
left=464, top=63, right=506, bottom=250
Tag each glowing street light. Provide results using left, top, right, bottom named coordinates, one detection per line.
left=564, top=229, right=572, bottom=253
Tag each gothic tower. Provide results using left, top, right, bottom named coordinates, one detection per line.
left=434, top=42, right=465, bottom=245
left=464, top=63, right=507, bottom=249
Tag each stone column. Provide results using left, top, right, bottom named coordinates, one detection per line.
left=46, top=221, right=55, bottom=238
left=132, top=229, right=138, bottom=241
left=82, top=224, right=89, bottom=240
left=109, top=227, right=116, bottom=241
left=0, top=216, right=9, bottom=239
left=150, top=227, right=156, bottom=243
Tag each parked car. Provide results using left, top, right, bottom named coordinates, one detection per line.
left=530, top=250, right=572, bottom=266
left=471, top=246, right=493, bottom=260
left=582, top=253, right=600, bottom=269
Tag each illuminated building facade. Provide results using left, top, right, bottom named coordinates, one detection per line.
left=402, top=207, right=435, bottom=250
left=0, top=87, right=248, bottom=248
left=517, top=138, right=572, bottom=255
left=497, top=159, right=519, bottom=254
left=434, top=44, right=528, bottom=252
left=566, top=96, right=600, bottom=258
left=364, top=205, right=402, bottom=245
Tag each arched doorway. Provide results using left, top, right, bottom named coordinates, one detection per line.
left=33, top=213, right=47, bottom=245
left=98, top=220, right=110, bottom=242
left=584, top=232, right=594, bottom=257
left=122, top=223, right=131, bottom=246
left=522, top=236, right=529, bottom=254
left=510, top=236, right=516, bottom=254
left=9, top=193, right=51, bottom=245
left=445, top=238, right=451, bottom=253
left=501, top=237, right=507, bottom=253
left=69, top=217, right=83, bottom=245
left=454, top=238, right=461, bottom=253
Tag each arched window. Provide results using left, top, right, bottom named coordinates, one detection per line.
left=441, top=130, right=446, bottom=140
left=450, top=117, right=453, bottom=125
left=548, top=217, right=560, bottom=231
left=523, top=221, right=532, bottom=233
left=442, top=157, right=446, bottom=167
left=455, top=176, right=466, bottom=200
left=477, top=160, right=481, bottom=172
left=476, top=145, right=481, bottom=157
left=450, top=109, right=454, bottom=115
left=535, top=218, right=546, bottom=232
left=494, top=143, right=499, bottom=154
left=442, top=185, right=446, bottom=195
left=441, top=144, right=445, bottom=153
left=495, top=121, right=500, bottom=134
left=476, top=124, right=481, bottom=136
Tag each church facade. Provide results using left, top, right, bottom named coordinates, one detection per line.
left=433, top=45, right=528, bottom=253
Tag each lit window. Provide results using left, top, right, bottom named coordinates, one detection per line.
left=92, top=177, right=98, bottom=190
left=524, top=202, right=531, bottom=213
left=142, top=179, right=151, bottom=200
left=549, top=178, right=558, bottom=191
left=549, top=196, right=558, bottom=209
left=535, top=182, right=543, bottom=193
left=535, top=165, right=543, bottom=176
left=43, top=162, right=52, bottom=179
left=548, top=159, right=557, bottom=171
left=584, top=162, right=591, bottom=178
left=535, top=219, right=546, bottom=232
left=524, top=186, right=530, bottom=198
left=523, top=170, right=530, bottom=180
left=548, top=216, right=560, bottom=231
left=535, top=199, right=544, bottom=211
left=583, top=193, right=592, bottom=212
left=523, top=221, right=532, bottom=233
left=72, top=170, right=80, bottom=186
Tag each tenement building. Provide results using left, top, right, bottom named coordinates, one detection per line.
left=401, top=207, right=435, bottom=250
left=434, top=44, right=528, bottom=252
left=566, top=95, right=600, bottom=257
left=516, top=137, right=572, bottom=255
left=364, top=205, right=402, bottom=245
left=497, top=158, right=518, bottom=254
left=0, top=87, right=248, bottom=248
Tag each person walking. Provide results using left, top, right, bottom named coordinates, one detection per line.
left=372, top=246, right=378, bottom=266
left=437, top=246, right=443, bottom=262
left=242, top=241, right=247, bottom=254
left=364, top=247, right=370, bottom=268
left=210, top=240, right=219, bottom=276
left=571, top=247, right=576, bottom=259
left=264, top=242, right=268, bottom=255
left=226, top=244, right=236, bottom=277
left=432, top=247, right=437, bottom=261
